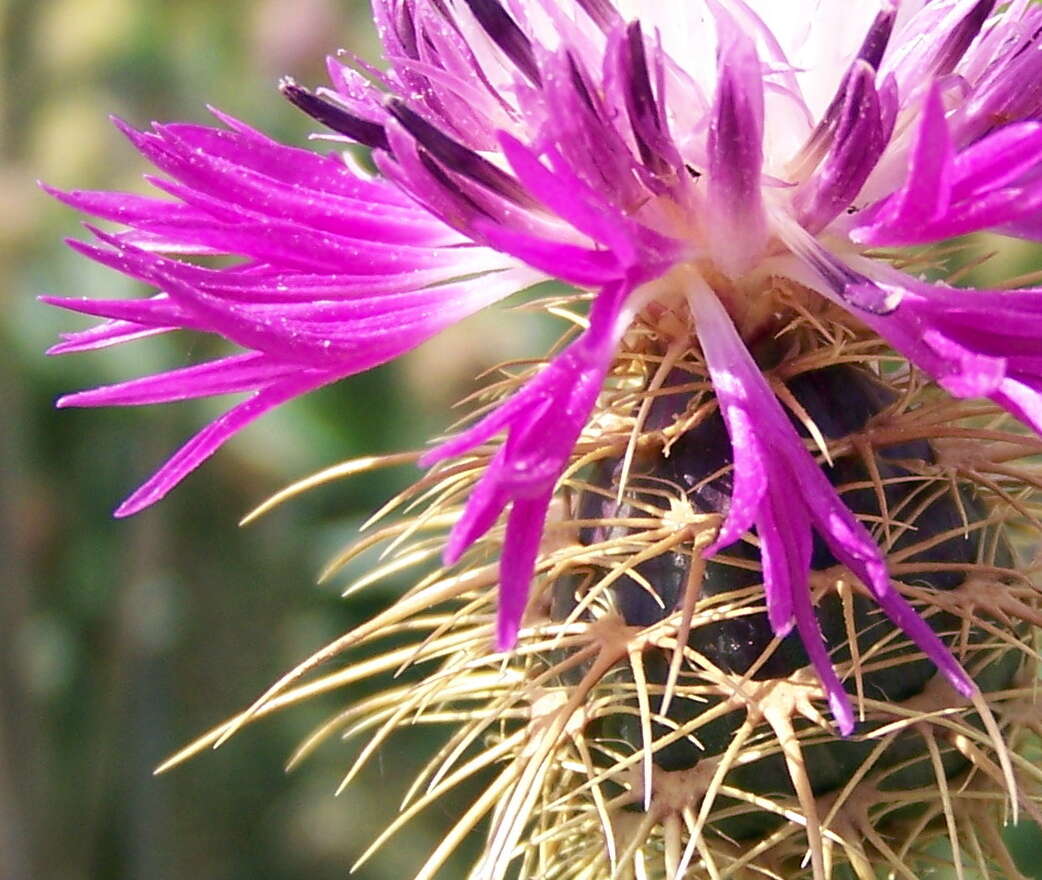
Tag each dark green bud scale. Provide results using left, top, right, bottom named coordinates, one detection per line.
left=555, top=363, right=1021, bottom=843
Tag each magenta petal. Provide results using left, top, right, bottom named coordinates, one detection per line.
left=56, top=354, right=293, bottom=407
left=706, top=8, right=767, bottom=273
left=498, top=134, right=638, bottom=261
left=702, top=401, right=767, bottom=556
left=951, top=122, right=1042, bottom=200
left=127, top=216, right=460, bottom=274
left=495, top=487, right=555, bottom=649
left=780, top=494, right=855, bottom=735
left=854, top=85, right=1042, bottom=246
left=919, top=189, right=1042, bottom=242
left=41, top=293, right=195, bottom=331
left=890, top=83, right=953, bottom=225
left=113, top=374, right=333, bottom=517
left=473, top=221, right=624, bottom=287
left=809, top=262, right=1042, bottom=436
left=47, top=321, right=173, bottom=355
left=443, top=451, right=512, bottom=566
left=858, top=83, right=953, bottom=241
left=755, top=478, right=800, bottom=638
left=67, top=234, right=475, bottom=302
left=433, top=341, right=611, bottom=638
left=62, top=252, right=525, bottom=513
left=688, top=279, right=976, bottom=732
left=783, top=434, right=976, bottom=703
left=46, top=116, right=532, bottom=513
left=992, top=377, right=1042, bottom=435
left=115, top=116, right=409, bottom=205
left=921, top=329, right=1006, bottom=398
left=428, top=281, right=638, bottom=642
left=42, top=184, right=205, bottom=226
left=61, top=227, right=525, bottom=368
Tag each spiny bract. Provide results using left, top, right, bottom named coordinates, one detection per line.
left=166, top=306, right=1042, bottom=880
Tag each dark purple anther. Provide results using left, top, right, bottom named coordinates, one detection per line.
left=385, top=99, right=538, bottom=207
left=797, top=62, right=887, bottom=233
left=855, top=1, right=898, bottom=70
left=792, top=4, right=896, bottom=179
left=621, top=22, right=674, bottom=178
left=462, top=0, right=542, bottom=86
left=709, top=42, right=763, bottom=211
left=281, top=79, right=390, bottom=151
left=931, top=0, right=997, bottom=77
left=565, top=52, right=597, bottom=113
left=417, top=151, right=496, bottom=221
left=575, top=0, right=621, bottom=32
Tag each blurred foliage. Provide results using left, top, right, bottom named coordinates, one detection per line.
left=2, top=2, right=1041, bottom=879
left=0, top=1, right=549, bottom=878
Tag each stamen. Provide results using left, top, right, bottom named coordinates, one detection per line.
left=788, top=4, right=896, bottom=181
left=417, top=151, right=497, bottom=220
left=575, top=0, right=619, bottom=32
left=385, top=98, right=538, bottom=207
left=932, top=0, right=997, bottom=78
left=280, top=78, right=390, bottom=151
left=620, top=22, right=676, bottom=179
left=795, top=61, right=887, bottom=233
left=565, top=52, right=597, bottom=113
left=461, top=0, right=542, bottom=86
left=856, top=1, right=898, bottom=69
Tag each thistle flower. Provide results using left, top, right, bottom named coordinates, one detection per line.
left=46, top=0, right=1042, bottom=732
left=46, top=0, right=1042, bottom=876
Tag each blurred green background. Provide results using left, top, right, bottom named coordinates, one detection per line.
left=0, top=1, right=552, bottom=878
left=2, top=2, right=1041, bottom=879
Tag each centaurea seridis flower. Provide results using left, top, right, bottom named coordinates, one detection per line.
left=47, top=2, right=1042, bottom=875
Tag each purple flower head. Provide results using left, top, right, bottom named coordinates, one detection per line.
left=46, top=0, right=1042, bottom=734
